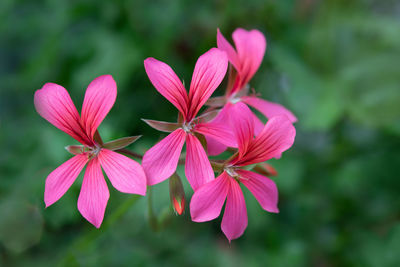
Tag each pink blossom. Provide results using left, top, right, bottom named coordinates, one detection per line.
left=205, top=28, right=297, bottom=155
left=34, top=75, right=146, bottom=228
left=142, top=48, right=236, bottom=191
left=190, top=103, right=296, bottom=241
left=217, top=28, right=297, bottom=121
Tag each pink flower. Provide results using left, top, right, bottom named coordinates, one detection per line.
left=217, top=28, right=297, bottom=122
left=190, top=103, right=296, bottom=241
left=142, top=48, right=236, bottom=191
left=34, top=75, right=146, bottom=228
left=205, top=28, right=297, bottom=155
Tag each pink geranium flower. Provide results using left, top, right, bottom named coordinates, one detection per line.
left=206, top=28, right=297, bottom=155
left=217, top=28, right=297, bottom=122
left=34, top=75, right=146, bottom=228
left=190, top=103, right=296, bottom=241
left=142, top=48, right=236, bottom=191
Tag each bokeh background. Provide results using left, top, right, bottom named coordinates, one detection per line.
left=1, top=0, right=400, bottom=266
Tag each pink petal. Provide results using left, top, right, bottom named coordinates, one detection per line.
left=242, top=96, right=297, bottom=123
left=217, top=29, right=239, bottom=71
left=77, top=157, right=109, bottom=228
left=185, top=134, right=214, bottom=190
left=190, top=172, right=230, bottom=222
left=81, top=75, right=117, bottom=139
left=144, top=58, right=188, bottom=119
left=187, top=48, right=228, bottom=120
left=34, top=83, right=92, bottom=146
left=98, top=149, right=146, bottom=195
left=237, top=170, right=279, bottom=213
left=205, top=136, right=228, bottom=156
left=195, top=122, right=237, bottom=148
left=221, top=178, right=248, bottom=241
left=44, top=154, right=88, bottom=207
left=201, top=105, right=231, bottom=155
left=228, top=103, right=255, bottom=158
left=238, top=115, right=296, bottom=166
left=250, top=110, right=265, bottom=136
left=232, top=28, right=266, bottom=91
left=142, top=129, right=186, bottom=186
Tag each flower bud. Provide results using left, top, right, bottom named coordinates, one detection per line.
left=169, top=173, right=185, bottom=215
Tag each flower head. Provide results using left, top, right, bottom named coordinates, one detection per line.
left=34, top=75, right=147, bottom=228
left=205, top=28, right=297, bottom=156
left=142, top=48, right=237, bottom=190
left=216, top=28, right=297, bottom=122
left=190, top=102, right=296, bottom=241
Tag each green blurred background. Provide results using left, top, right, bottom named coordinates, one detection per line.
left=1, top=0, right=400, bottom=266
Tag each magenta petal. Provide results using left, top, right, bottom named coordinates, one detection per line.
left=205, top=136, right=228, bottom=156
left=98, top=149, right=146, bottom=196
left=185, top=134, right=214, bottom=190
left=232, top=28, right=266, bottom=87
left=190, top=172, right=230, bottom=222
left=201, top=105, right=231, bottom=155
left=228, top=103, right=255, bottom=157
left=44, top=154, right=88, bottom=207
left=239, top=115, right=296, bottom=165
left=251, top=110, right=265, bottom=136
left=142, top=129, right=186, bottom=186
left=187, top=48, right=228, bottom=119
left=144, top=58, right=188, bottom=118
left=34, top=83, right=92, bottom=146
left=81, top=75, right=117, bottom=139
left=195, top=122, right=237, bottom=148
left=221, top=178, right=248, bottom=242
left=237, top=170, right=279, bottom=213
left=242, top=96, right=297, bottom=123
left=217, top=29, right=239, bottom=71
left=77, top=158, right=109, bottom=228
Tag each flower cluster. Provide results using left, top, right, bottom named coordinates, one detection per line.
left=34, top=28, right=296, bottom=241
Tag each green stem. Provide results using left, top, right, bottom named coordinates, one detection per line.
left=147, top=186, right=159, bottom=232
left=62, top=195, right=141, bottom=262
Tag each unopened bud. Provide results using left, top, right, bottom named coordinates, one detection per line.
left=169, top=173, right=185, bottom=215
left=252, top=163, right=278, bottom=177
left=65, top=145, right=84, bottom=155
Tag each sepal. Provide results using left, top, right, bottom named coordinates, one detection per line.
left=195, top=109, right=220, bottom=123
left=65, top=145, right=84, bottom=155
left=102, top=136, right=142, bottom=150
left=252, top=162, right=278, bottom=177
left=142, top=119, right=181, bottom=133
left=205, top=96, right=226, bottom=107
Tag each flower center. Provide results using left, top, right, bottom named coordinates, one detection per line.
left=229, top=95, right=241, bottom=104
left=88, top=145, right=101, bottom=158
left=182, top=121, right=194, bottom=133
left=225, top=166, right=239, bottom=178
left=228, top=84, right=250, bottom=104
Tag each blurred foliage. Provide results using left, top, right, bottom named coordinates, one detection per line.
left=1, top=0, right=400, bottom=266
